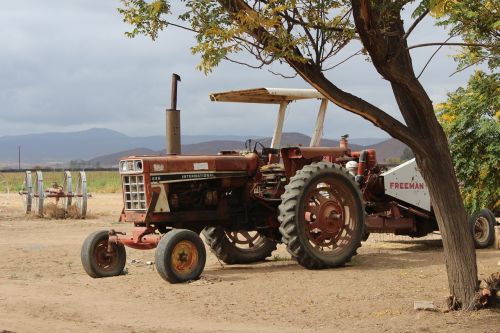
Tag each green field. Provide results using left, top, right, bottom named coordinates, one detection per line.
left=0, top=170, right=122, bottom=193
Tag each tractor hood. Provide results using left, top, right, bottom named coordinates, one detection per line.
left=121, top=153, right=259, bottom=176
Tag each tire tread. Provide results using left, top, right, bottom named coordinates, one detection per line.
left=202, top=227, right=277, bottom=265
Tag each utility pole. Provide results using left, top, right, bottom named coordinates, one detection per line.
left=18, top=145, right=21, bottom=170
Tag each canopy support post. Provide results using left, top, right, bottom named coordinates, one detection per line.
left=271, top=101, right=289, bottom=149
left=310, top=99, right=328, bottom=147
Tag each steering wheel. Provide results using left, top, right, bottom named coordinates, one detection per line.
left=245, top=139, right=279, bottom=163
left=245, top=139, right=265, bottom=157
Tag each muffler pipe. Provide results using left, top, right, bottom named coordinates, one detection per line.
left=166, top=73, right=181, bottom=155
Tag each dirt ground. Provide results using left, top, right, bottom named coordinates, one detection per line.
left=0, top=193, right=498, bottom=333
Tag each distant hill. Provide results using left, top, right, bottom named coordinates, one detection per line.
left=348, top=137, right=388, bottom=146
left=89, top=132, right=402, bottom=167
left=0, top=128, right=401, bottom=167
left=0, top=128, right=258, bottom=165
left=158, top=133, right=364, bottom=155
left=88, top=148, right=158, bottom=167
left=0, top=128, right=157, bottom=164
left=365, top=138, right=408, bottom=163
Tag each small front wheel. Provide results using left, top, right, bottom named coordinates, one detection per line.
left=81, top=230, right=126, bottom=278
left=155, top=229, right=206, bottom=283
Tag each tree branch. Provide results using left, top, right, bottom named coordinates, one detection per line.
left=417, top=35, right=454, bottom=79
left=224, top=56, right=264, bottom=69
left=350, top=0, right=435, bottom=151
left=267, top=68, right=297, bottom=79
left=402, top=9, right=429, bottom=40
left=278, top=11, right=358, bottom=37
left=408, top=42, right=496, bottom=50
left=164, top=20, right=197, bottom=33
left=449, top=57, right=486, bottom=77
left=291, top=7, right=319, bottom=63
left=286, top=58, right=423, bottom=151
left=323, top=49, right=363, bottom=71
left=164, top=20, right=264, bottom=51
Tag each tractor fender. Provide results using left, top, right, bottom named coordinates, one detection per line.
left=280, top=146, right=350, bottom=179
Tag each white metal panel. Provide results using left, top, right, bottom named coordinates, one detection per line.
left=382, top=159, right=431, bottom=211
left=153, top=184, right=170, bottom=213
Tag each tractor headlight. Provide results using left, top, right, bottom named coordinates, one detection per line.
left=119, top=159, right=143, bottom=173
left=135, top=160, right=143, bottom=172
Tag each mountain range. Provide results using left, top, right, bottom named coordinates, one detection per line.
left=0, top=128, right=405, bottom=168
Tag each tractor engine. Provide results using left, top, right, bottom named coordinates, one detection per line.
left=167, top=179, right=244, bottom=211
left=168, top=181, right=218, bottom=210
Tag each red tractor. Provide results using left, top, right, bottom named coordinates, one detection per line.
left=81, top=75, right=496, bottom=283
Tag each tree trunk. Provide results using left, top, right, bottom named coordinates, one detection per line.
left=413, top=124, right=479, bottom=310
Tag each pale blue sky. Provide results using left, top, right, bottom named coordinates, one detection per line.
left=0, top=0, right=478, bottom=139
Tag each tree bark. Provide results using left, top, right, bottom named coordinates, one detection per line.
left=415, top=133, right=478, bottom=310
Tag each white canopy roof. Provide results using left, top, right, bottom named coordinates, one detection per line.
left=209, top=88, right=325, bottom=104
left=209, top=87, right=329, bottom=149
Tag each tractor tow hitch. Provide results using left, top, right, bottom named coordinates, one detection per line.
left=108, top=227, right=161, bottom=251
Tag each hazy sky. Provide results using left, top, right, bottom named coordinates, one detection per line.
left=0, top=1, right=477, bottom=139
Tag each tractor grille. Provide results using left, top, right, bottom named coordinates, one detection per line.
left=123, top=175, right=146, bottom=210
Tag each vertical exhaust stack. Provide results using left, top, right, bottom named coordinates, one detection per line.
left=166, top=74, right=181, bottom=155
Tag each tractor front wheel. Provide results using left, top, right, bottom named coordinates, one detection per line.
left=469, top=208, right=495, bottom=249
left=202, top=227, right=277, bottom=265
left=278, top=162, right=364, bottom=269
left=81, top=230, right=126, bottom=278
left=155, top=229, right=206, bottom=283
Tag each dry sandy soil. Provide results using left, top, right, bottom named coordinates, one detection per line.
left=0, top=193, right=498, bottom=333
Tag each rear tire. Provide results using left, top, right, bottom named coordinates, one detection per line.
left=155, top=229, right=206, bottom=283
left=469, top=209, right=495, bottom=248
left=202, top=227, right=277, bottom=264
left=278, top=162, right=364, bottom=269
left=81, top=230, right=126, bottom=278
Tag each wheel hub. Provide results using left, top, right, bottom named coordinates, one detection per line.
left=94, top=241, right=118, bottom=271
left=316, top=200, right=344, bottom=235
left=474, top=217, right=489, bottom=243
left=302, top=181, right=355, bottom=249
left=178, top=250, right=188, bottom=262
left=171, top=240, right=198, bottom=275
left=304, top=184, right=345, bottom=247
